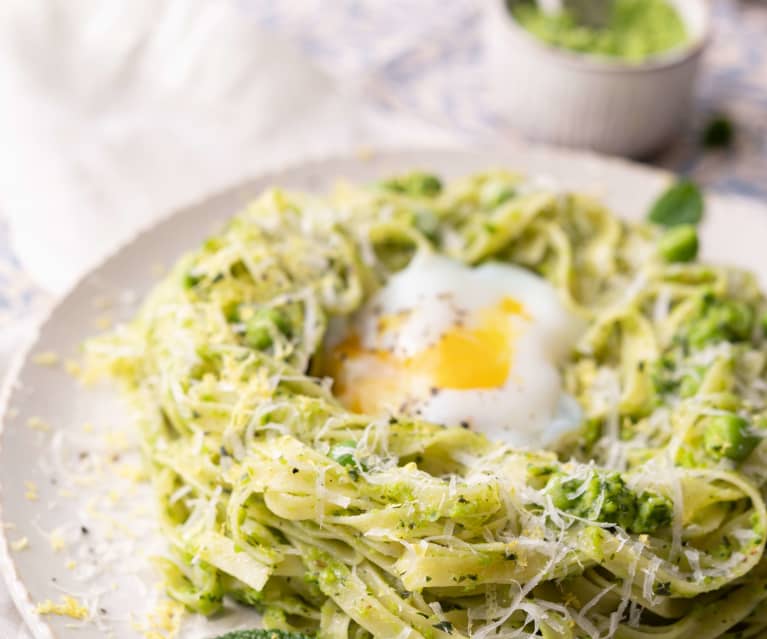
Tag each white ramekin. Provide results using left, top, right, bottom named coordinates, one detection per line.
left=483, top=0, right=711, bottom=157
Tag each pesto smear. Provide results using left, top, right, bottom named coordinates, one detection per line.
left=509, top=0, right=688, bottom=62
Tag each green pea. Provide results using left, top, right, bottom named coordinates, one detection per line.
left=720, top=302, right=754, bottom=340
left=183, top=271, right=203, bottom=289
left=481, top=181, right=516, bottom=208
left=380, top=172, right=442, bottom=197
left=546, top=476, right=577, bottom=511
left=703, top=413, right=760, bottom=462
left=688, top=300, right=754, bottom=349
left=415, top=173, right=443, bottom=197
left=658, top=225, right=698, bottom=263
left=245, top=308, right=291, bottom=350
left=633, top=492, right=673, bottom=533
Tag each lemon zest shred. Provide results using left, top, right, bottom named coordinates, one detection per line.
left=10, top=537, right=29, bottom=551
left=26, top=416, right=50, bottom=432
left=32, top=351, right=59, bottom=366
left=36, top=595, right=89, bottom=620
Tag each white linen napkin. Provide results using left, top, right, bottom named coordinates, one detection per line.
left=0, top=1, right=457, bottom=635
left=0, top=0, right=457, bottom=295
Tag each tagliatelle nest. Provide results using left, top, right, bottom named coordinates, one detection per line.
left=86, top=171, right=767, bottom=639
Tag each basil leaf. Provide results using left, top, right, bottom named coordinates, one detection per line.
left=433, top=620, right=455, bottom=633
left=210, top=631, right=313, bottom=639
left=648, top=180, right=704, bottom=227
left=330, top=440, right=358, bottom=467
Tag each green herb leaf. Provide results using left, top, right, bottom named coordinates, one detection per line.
left=702, top=114, right=735, bottom=149
left=703, top=413, right=760, bottom=462
left=210, top=630, right=313, bottom=639
left=329, top=440, right=358, bottom=467
left=648, top=180, right=704, bottom=227
left=183, top=270, right=203, bottom=289
left=433, top=620, right=454, bottom=633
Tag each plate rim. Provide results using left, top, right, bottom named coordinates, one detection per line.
left=1, top=142, right=765, bottom=638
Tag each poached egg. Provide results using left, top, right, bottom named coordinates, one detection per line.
left=323, top=252, right=585, bottom=448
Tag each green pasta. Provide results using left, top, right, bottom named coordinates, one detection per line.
left=86, top=171, right=767, bottom=638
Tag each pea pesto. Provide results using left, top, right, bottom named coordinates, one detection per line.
left=508, top=0, right=688, bottom=63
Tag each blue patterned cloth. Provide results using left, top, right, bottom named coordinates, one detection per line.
left=1, top=0, right=765, bottom=323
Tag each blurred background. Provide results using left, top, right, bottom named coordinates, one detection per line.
left=1, top=0, right=765, bottom=310
left=0, top=0, right=765, bottom=635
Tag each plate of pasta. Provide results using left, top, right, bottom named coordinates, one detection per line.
left=2, top=146, right=767, bottom=639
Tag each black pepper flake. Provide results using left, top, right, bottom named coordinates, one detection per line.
left=81, top=526, right=89, bottom=535
left=292, top=468, right=299, bottom=474
left=460, top=421, right=469, bottom=429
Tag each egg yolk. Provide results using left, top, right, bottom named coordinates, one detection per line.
left=326, top=297, right=528, bottom=415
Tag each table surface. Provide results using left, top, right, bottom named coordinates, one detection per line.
left=1, top=1, right=766, bottom=635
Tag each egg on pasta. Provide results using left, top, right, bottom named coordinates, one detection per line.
left=323, top=252, right=586, bottom=448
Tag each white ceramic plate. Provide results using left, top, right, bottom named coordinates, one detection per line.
left=2, top=146, right=767, bottom=639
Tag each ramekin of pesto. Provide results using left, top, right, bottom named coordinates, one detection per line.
left=508, top=0, right=688, bottom=62
left=484, top=0, right=709, bottom=155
